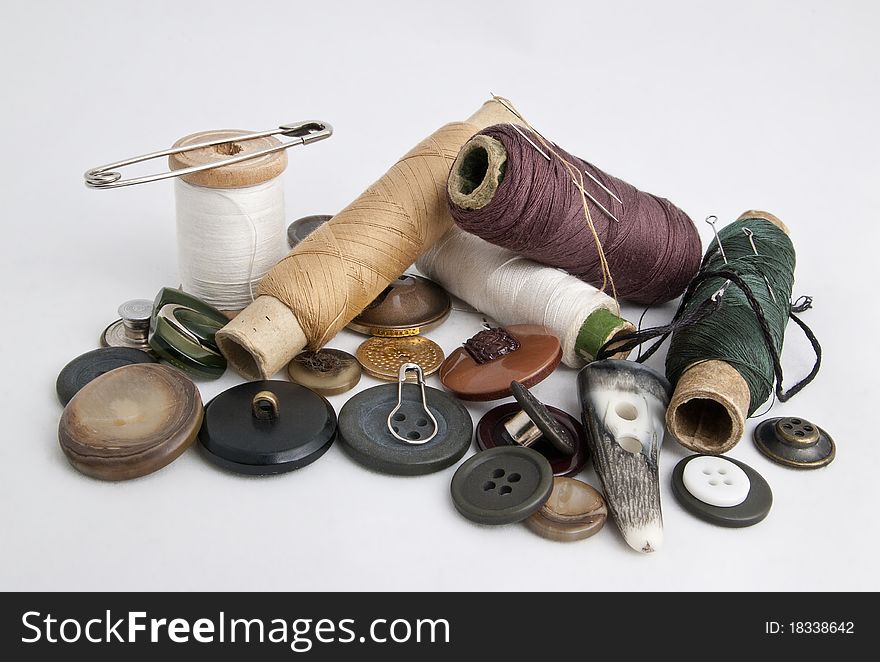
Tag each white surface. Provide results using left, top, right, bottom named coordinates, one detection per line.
left=683, top=456, right=751, bottom=508
left=1, top=0, right=878, bottom=592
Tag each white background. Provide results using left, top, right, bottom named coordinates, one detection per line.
left=2, top=0, right=878, bottom=591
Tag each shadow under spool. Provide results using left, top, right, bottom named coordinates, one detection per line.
left=216, top=99, right=521, bottom=379
left=665, top=209, right=790, bottom=454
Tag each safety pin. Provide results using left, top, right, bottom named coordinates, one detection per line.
left=387, top=363, right=439, bottom=445
left=706, top=215, right=731, bottom=301
left=84, top=120, right=333, bottom=189
left=742, top=227, right=777, bottom=303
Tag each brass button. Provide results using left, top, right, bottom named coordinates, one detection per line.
left=753, top=416, right=835, bottom=469
left=348, top=274, right=451, bottom=337
left=355, top=336, right=444, bottom=381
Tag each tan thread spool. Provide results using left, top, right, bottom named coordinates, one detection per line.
left=216, top=99, right=520, bottom=379
left=169, top=130, right=288, bottom=314
left=665, top=209, right=789, bottom=455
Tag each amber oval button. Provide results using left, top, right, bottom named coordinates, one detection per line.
left=525, top=477, right=608, bottom=541
left=58, top=363, right=203, bottom=480
left=439, top=325, right=562, bottom=401
left=348, top=274, right=451, bottom=337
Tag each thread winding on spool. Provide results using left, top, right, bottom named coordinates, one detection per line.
left=217, top=99, right=522, bottom=379
left=447, top=124, right=702, bottom=304
left=598, top=210, right=821, bottom=454
left=169, top=130, right=289, bottom=312
left=417, top=227, right=633, bottom=367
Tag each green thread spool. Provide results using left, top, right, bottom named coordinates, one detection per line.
left=666, top=210, right=794, bottom=454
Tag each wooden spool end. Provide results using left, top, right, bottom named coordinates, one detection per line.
left=169, top=129, right=287, bottom=188
left=667, top=210, right=790, bottom=454
left=448, top=134, right=508, bottom=210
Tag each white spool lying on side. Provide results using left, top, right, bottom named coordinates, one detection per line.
left=417, top=227, right=631, bottom=368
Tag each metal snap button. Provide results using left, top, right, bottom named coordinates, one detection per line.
left=525, top=477, right=608, bottom=541
left=56, top=346, right=158, bottom=405
left=199, top=380, right=337, bottom=475
left=671, top=454, right=773, bottom=527
left=101, top=299, right=155, bottom=354
left=450, top=447, right=554, bottom=525
left=287, top=214, right=331, bottom=249
left=337, top=376, right=472, bottom=476
left=58, top=363, right=203, bottom=480
left=753, top=416, right=835, bottom=468
left=148, top=287, right=228, bottom=379
left=348, top=274, right=452, bottom=337
left=355, top=336, right=445, bottom=381
left=287, top=349, right=362, bottom=396
left=506, top=381, right=575, bottom=455
left=476, top=401, right=589, bottom=477
left=440, top=325, right=562, bottom=401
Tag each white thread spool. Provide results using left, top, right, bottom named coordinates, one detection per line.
left=417, top=227, right=634, bottom=367
left=169, top=129, right=289, bottom=313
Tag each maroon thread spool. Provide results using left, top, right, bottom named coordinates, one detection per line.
left=446, top=124, right=702, bottom=304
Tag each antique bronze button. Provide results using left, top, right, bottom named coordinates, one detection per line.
left=753, top=416, right=835, bottom=468
left=671, top=454, right=773, bottom=528
left=525, top=477, right=608, bottom=542
left=451, top=447, right=554, bottom=525
left=355, top=336, right=444, bottom=380
left=101, top=299, right=155, bottom=354
left=56, top=347, right=158, bottom=405
left=348, top=274, right=451, bottom=337
left=199, top=380, right=337, bottom=475
left=58, top=363, right=203, bottom=480
left=287, top=349, right=362, bottom=396
left=439, top=325, right=561, bottom=401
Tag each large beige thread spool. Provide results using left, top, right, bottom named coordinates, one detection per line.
left=169, top=130, right=289, bottom=314
left=666, top=209, right=789, bottom=454
left=217, top=99, right=520, bottom=379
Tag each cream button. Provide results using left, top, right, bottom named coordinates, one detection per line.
left=682, top=455, right=750, bottom=507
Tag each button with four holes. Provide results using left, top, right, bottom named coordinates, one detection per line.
left=672, top=454, right=773, bottom=527
left=753, top=416, right=835, bottom=469
left=451, top=447, right=554, bottom=525
left=682, top=455, right=750, bottom=507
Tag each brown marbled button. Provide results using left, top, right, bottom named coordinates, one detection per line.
left=58, top=363, right=203, bottom=481
left=439, top=325, right=561, bottom=401
left=348, top=274, right=451, bottom=337
left=525, top=477, right=608, bottom=542
left=287, top=349, right=362, bottom=396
